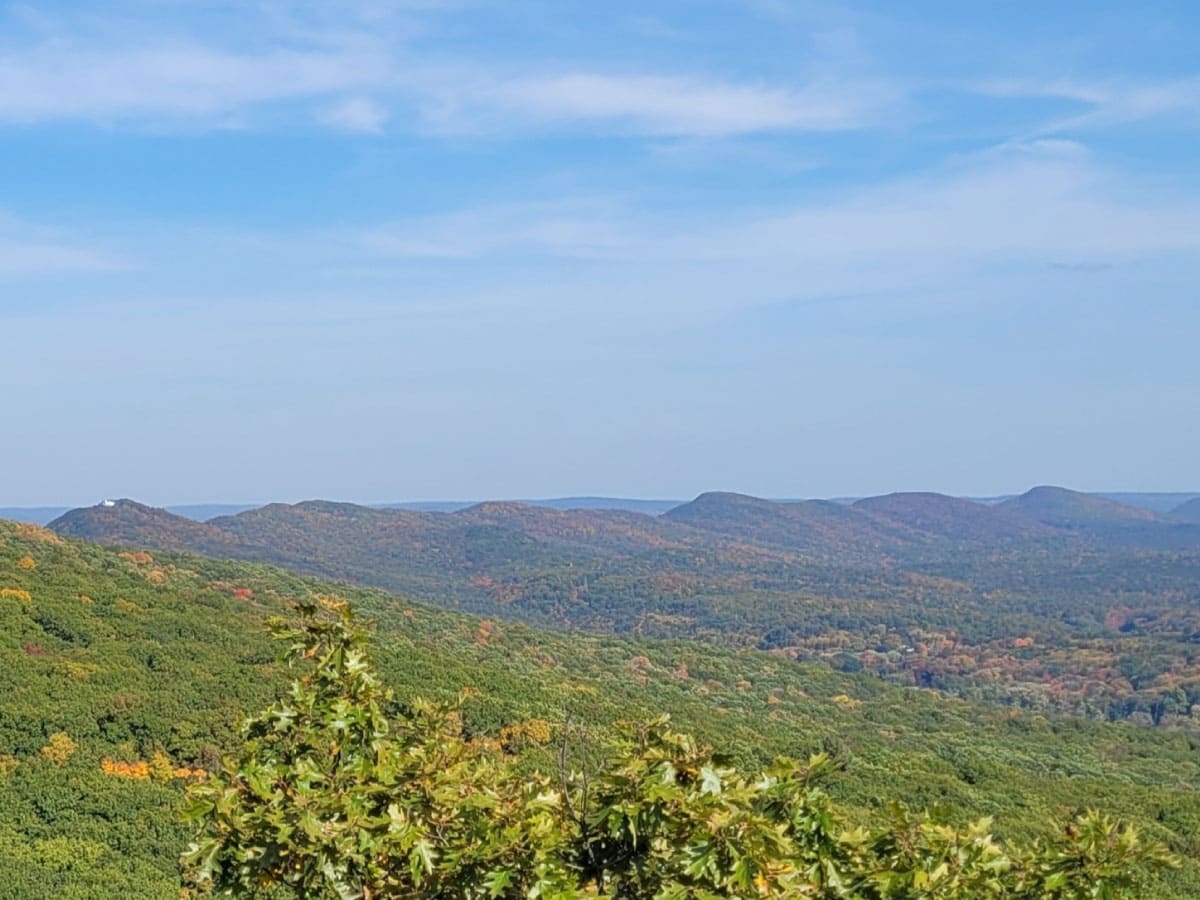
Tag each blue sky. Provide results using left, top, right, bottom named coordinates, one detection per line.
left=2, top=0, right=1198, bottom=505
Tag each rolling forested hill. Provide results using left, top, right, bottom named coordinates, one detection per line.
left=49, top=489, right=1200, bottom=728
left=2, top=520, right=1200, bottom=897
left=1174, top=497, right=1200, bottom=523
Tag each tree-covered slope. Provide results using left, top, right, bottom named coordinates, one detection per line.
left=1000, top=486, right=1163, bottom=529
left=181, top=603, right=1181, bottom=899
left=47, top=494, right=1200, bottom=727
left=2, top=520, right=1200, bottom=896
left=1173, top=497, right=1200, bottom=523
left=49, top=499, right=240, bottom=555
left=852, top=492, right=1056, bottom=544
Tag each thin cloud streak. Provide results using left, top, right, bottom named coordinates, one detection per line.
left=0, top=240, right=127, bottom=274
left=0, top=40, right=392, bottom=125
left=0, top=4, right=901, bottom=137
left=319, top=96, right=389, bottom=133
left=360, top=199, right=641, bottom=260
left=0, top=214, right=130, bottom=274
left=419, top=72, right=901, bottom=136
left=0, top=40, right=900, bottom=137
left=972, top=76, right=1200, bottom=135
left=51, top=141, right=1196, bottom=335
left=349, top=141, right=1200, bottom=273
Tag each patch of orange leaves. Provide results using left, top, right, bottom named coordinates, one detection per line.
left=101, top=758, right=206, bottom=781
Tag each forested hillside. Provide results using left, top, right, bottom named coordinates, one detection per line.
left=1174, top=498, right=1200, bottom=523
left=50, top=490, right=1200, bottom=727
left=2, top=520, right=1200, bottom=896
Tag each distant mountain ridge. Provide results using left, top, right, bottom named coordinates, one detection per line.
left=9, top=489, right=1198, bottom=526
left=48, top=486, right=1200, bottom=561
left=37, top=484, right=1200, bottom=729
left=47, top=487, right=1200, bottom=590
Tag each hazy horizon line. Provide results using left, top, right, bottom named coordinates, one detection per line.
left=6, top=486, right=1200, bottom=511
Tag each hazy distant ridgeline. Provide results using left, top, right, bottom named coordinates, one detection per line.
left=45, top=487, right=1200, bottom=728
left=7, top=489, right=1199, bottom=527
left=48, top=485, right=1200, bottom=560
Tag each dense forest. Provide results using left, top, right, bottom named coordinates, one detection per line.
left=49, top=488, right=1200, bottom=727
left=183, top=601, right=1178, bottom=897
left=2, top=520, right=1200, bottom=896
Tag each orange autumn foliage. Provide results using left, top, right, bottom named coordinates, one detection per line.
left=474, top=619, right=498, bottom=646
left=102, top=758, right=151, bottom=780
left=101, top=757, right=206, bottom=781
left=15, top=522, right=64, bottom=544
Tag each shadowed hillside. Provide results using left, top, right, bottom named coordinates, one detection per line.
left=1000, top=486, right=1200, bottom=549
left=1174, top=497, right=1200, bottom=523
left=1000, top=485, right=1162, bottom=528
left=663, top=491, right=910, bottom=556
left=852, top=491, right=1056, bottom=544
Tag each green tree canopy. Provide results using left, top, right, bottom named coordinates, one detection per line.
left=182, top=600, right=1176, bottom=898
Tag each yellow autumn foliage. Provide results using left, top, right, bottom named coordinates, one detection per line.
left=150, top=751, right=176, bottom=782
left=499, top=718, right=554, bottom=752
left=102, top=756, right=206, bottom=781
left=40, top=732, right=76, bottom=766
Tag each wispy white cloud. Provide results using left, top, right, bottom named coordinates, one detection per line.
left=319, top=96, right=389, bottom=133
left=0, top=41, right=899, bottom=137
left=0, top=39, right=391, bottom=126
left=232, top=138, right=1198, bottom=327
left=687, top=140, right=1200, bottom=262
left=361, top=139, right=1200, bottom=269
left=21, top=137, right=1197, bottom=302
left=420, top=72, right=899, bottom=136
left=972, top=76, right=1200, bottom=134
left=0, top=240, right=126, bottom=275
left=0, top=4, right=901, bottom=137
left=0, top=214, right=129, bottom=275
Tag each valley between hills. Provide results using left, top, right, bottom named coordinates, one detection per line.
left=48, top=486, right=1200, bottom=728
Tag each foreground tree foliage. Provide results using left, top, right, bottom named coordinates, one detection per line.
left=182, top=601, right=1175, bottom=898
